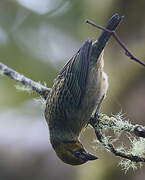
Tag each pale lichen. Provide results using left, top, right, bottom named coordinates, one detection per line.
left=128, top=137, right=145, bottom=158
left=98, top=113, right=134, bottom=135
left=93, top=113, right=145, bottom=171
left=119, top=159, right=138, bottom=173
left=15, top=84, right=33, bottom=92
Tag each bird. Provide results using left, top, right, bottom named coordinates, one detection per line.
left=45, top=39, right=109, bottom=165
left=44, top=13, right=122, bottom=165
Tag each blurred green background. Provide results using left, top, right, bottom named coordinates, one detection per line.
left=0, top=0, right=145, bottom=180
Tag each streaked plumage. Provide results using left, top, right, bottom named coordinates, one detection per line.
left=45, top=40, right=108, bottom=165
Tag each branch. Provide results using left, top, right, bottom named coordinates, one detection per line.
left=0, top=62, right=51, bottom=99
left=90, top=113, right=145, bottom=163
left=95, top=114, right=145, bottom=138
left=86, top=19, right=145, bottom=67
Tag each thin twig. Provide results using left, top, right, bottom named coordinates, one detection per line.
left=0, top=62, right=51, bottom=99
left=86, top=20, right=145, bottom=67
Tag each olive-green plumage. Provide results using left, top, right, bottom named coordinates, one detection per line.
left=45, top=40, right=108, bottom=165
left=44, top=14, right=122, bottom=165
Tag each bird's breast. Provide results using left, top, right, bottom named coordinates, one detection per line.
left=45, top=63, right=108, bottom=141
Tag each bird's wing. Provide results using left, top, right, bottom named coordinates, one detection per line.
left=57, top=40, right=93, bottom=108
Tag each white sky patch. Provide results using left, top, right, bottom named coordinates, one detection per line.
left=13, top=24, right=80, bottom=64
left=0, top=102, right=52, bottom=151
left=16, top=0, right=64, bottom=14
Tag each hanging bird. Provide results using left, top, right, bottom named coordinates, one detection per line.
left=45, top=14, right=122, bottom=165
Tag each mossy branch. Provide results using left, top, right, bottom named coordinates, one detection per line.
left=90, top=113, right=145, bottom=170
left=0, top=62, right=50, bottom=99
left=94, top=113, right=145, bottom=138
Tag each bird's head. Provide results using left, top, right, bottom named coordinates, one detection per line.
left=52, top=140, right=98, bottom=165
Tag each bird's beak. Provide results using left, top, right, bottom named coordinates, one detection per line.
left=84, top=153, right=98, bottom=161
left=74, top=151, right=98, bottom=161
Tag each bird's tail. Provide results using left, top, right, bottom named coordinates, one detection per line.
left=91, top=14, right=123, bottom=63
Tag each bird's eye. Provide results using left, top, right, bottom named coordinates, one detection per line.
left=73, top=148, right=86, bottom=157
left=74, top=151, right=81, bottom=157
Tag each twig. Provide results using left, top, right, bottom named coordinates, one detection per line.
left=90, top=114, right=145, bottom=163
left=86, top=19, right=145, bottom=67
left=0, top=62, right=51, bottom=99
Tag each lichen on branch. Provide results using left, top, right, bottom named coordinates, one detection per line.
left=0, top=62, right=51, bottom=99
left=90, top=113, right=145, bottom=170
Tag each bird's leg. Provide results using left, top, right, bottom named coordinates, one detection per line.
left=89, top=113, right=100, bottom=127
left=89, top=93, right=105, bottom=127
